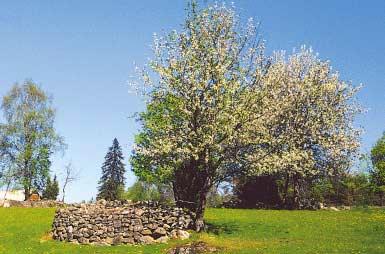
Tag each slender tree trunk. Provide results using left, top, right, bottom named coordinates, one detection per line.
left=1, top=180, right=11, bottom=206
left=293, top=174, right=300, bottom=209
left=4, top=180, right=11, bottom=200
left=24, top=185, right=30, bottom=201
left=62, top=182, right=67, bottom=203
left=282, top=172, right=290, bottom=208
left=23, top=158, right=32, bottom=201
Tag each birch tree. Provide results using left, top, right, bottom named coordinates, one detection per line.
left=0, top=81, right=65, bottom=200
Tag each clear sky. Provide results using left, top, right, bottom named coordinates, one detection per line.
left=0, top=0, right=384, bottom=202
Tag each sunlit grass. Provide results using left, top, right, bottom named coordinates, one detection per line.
left=0, top=207, right=384, bottom=253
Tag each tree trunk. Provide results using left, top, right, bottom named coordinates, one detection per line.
left=282, top=172, right=290, bottom=208
left=61, top=187, right=66, bottom=203
left=194, top=189, right=208, bottom=232
left=172, top=159, right=211, bottom=232
left=24, top=185, right=30, bottom=201
left=293, top=174, right=300, bottom=209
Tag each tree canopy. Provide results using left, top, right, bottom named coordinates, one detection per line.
left=131, top=2, right=362, bottom=230
left=0, top=81, right=65, bottom=200
left=371, top=133, right=385, bottom=205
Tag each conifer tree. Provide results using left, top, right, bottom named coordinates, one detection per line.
left=42, top=174, right=59, bottom=200
left=97, top=138, right=126, bottom=200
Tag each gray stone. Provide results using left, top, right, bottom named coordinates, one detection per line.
left=154, top=227, right=167, bottom=236
left=112, top=236, right=122, bottom=245
left=133, top=225, right=143, bottom=232
left=155, top=236, right=169, bottom=243
left=139, top=235, right=155, bottom=244
left=177, top=230, right=190, bottom=240
left=141, top=229, right=152, bottom=235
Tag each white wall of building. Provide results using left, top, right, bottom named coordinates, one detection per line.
left=0, top=190, right=25, bottom=201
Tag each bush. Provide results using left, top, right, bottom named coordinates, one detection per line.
left=123, top=181, right=174, bottom=205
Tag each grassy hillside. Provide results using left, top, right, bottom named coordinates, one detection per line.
left=0, top=207, right=384, bottom=253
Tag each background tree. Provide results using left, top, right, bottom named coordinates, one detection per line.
left=0, top=81, right=65, bottom=200
left=42, top=175, right=59, bottom=200
left=371, top=133, right=385, bottom=205
left=32, top=145, right=52, bottom=195
left=97, top=138, right=126, bottom=201
left=61, top=163, right=79, bottom=202
left=249, top=48, right=362, bottom=208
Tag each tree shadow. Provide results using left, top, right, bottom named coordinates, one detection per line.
left=205, top=222, right=239, bottom=235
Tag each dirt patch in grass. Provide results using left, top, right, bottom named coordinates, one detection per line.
left=39, top=232, right=53, bottom=243
left=167, top=241, right=219, bottom=254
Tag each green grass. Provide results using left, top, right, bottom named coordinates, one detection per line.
left=0, top=207, right=384, bottom=253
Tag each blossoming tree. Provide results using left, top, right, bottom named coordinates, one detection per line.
left=131, top=2, right=362, bottom=229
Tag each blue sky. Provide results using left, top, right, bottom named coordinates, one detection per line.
left=0, top=0, right=384, bottom=202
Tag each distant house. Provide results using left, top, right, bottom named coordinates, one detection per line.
left=0, top=189, right=25, bottom=201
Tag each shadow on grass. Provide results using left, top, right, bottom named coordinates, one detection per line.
left=205, top=222, right=240, bottom=235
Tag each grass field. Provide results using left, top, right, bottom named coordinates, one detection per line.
left=0, top=207, right=384, bottom=254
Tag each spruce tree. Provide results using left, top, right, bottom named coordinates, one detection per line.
left=52, top=175, right=60, bottom=200
left=97, top=138, right=126, bottom=200
left=42, top=174, right=59, bottom=200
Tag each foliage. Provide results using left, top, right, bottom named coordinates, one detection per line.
left=123, top=180, right=174, bottom=204
left=124, top=181, right=160, bottom=202
left=1, top=207, right=385, bottom=253
left=131, top=1, right=272, bottom=230
left=371, top=133, right=385, bottom=205
left=131, top=2, right=362, bottom=226
left=258, top=48, right=361, bottom=208
left=97, top=138, right=126, bottom=201
left=206, top=184, right=232, bottom=208
left=0, top=81, right=65, bottom=200
left=32, top=145, right=52, bottom=195
left=42, top=175, right=59, bottom=200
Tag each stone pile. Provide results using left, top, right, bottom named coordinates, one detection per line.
left=1, top=199, right=65, bottom=208
left=52, top=200, right=194, bottom=245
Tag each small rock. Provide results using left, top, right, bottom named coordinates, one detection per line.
left=133, top=225, right=143, bottom=232
left=122, top=237, right=135, bottom=244
left=141, top=229, right=152, bottom=235
left=105, top=237, right=114, bottom=244
left=112, top=236, right=122, bottom=245
left=170, top=229, right=178, bottom=239
left=154, top=227, right=167, bottom=236
left=140, top=235, right=155, bottom=244
left=177, top=230, right=190, bottom=240
left=135, top=208, right=144, bottom=216
left=155, top=236, right=169, bottom=243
